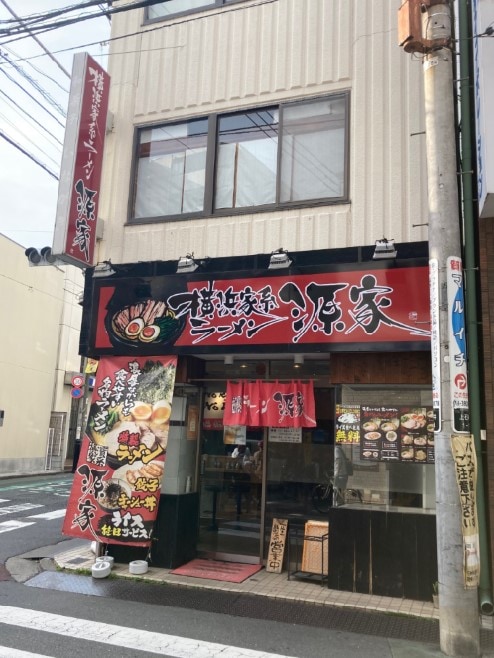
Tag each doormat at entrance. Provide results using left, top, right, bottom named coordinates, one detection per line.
left=170, top=559, right=262, bottom=583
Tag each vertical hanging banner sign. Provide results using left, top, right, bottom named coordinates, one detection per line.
left=447, top=257, right=470, bottom=433
left=224, top=380, right=316, bottom=427
left=429, top=259, right=441, bottom=432
left=451, top=434, right=480, bottom=588
left=53, top=53, right=110, bottom=267
left=63, top=355, right=177, bottom=546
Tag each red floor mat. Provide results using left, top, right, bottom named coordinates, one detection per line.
left=170, top=559, right=262, bottom=583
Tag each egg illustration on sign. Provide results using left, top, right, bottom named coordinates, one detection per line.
left=151, top=400, right=171, bottom=425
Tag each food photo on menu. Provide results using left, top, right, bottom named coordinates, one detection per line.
left=360, top=406, right=400, bottom=462
left=399, top=407, right=435, bottom=464
left=358, top=405, right=435, bottom=464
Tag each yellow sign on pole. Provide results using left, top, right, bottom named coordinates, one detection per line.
left=451, top=434, right=480, bottom=588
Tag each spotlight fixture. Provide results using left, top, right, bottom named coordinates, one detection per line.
left=268, top=248, right=293, bottom=270
left=372, top=238, right=397, bottom=260
left=176, top=253, right=209, bottom=274
left=177, top=254, right=199, bottom=273
left=92, top=261, right=116, bottom=277
left=294, top=354, right=304, bottom=367
left=224, top=355, right=234, bottom=365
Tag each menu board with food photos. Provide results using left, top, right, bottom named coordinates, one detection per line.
left=359, top=406, right=435, bottom=464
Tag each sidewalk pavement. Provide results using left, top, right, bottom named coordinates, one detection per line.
left=12, top=540, right=491, bottom=657
left=55, top=541, right=438, bottom=619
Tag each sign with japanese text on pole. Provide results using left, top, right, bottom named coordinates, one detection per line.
left=447, top=257, right=470, bottom=433
left=429, top=259, right=442, bottom=433
left=451, top=434, right=480, bottom=588
left=53, top=53, right=110, bottom=267
left=63, top=355, right=177, bottom=547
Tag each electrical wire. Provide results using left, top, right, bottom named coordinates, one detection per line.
left=0, top=0, right=71, bottom=77
left=0, top=0, right=171, bottom=39
left=0, top=128, right=58, bottom=180
left=2, top=0, right=279, bottom=63
left=0, top=85, right=64, bottom=147
left=0, top=64, right=65, bottom=128
left=2, top=43, right=69, bottom=93
left=0, top=50, right=67, bottom=117
left=0, top=109, right=61, bottom=168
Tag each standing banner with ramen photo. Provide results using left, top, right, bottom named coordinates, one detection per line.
left=63, top=355, right=177, bottom=546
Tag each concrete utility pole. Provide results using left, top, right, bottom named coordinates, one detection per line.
left=422, top=2, right=479, bottom=655
left=399, top=1, right=479, bottom=655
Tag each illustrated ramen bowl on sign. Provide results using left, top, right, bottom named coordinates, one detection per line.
left=97, top=478, right=131, bottom=511
left=106, top=298, right=185, bottom=348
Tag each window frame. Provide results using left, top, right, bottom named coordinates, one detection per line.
left=128, top=92, right=350, bottom=225
left=144, top=0, right=245, bottom=24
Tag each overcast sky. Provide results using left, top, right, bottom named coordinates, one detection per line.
left=0, top=0, right=110, bottom=250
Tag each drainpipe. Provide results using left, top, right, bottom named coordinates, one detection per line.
left=457, top=0, right=493, bottom=616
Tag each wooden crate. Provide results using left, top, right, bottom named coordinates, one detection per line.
left=301, top=520, right=329, bottom=576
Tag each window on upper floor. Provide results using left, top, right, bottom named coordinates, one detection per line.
left=131, top=93, right=349, bottom=222
left=146, top=0, right=242, bottom=21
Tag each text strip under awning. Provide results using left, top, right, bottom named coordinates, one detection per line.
left=224, top=380, right=316, bottom=428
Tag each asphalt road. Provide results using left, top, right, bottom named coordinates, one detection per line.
left=0, top=473, right=465, bottom=657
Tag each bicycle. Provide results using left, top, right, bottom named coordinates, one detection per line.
left=311, top=471, right=363, bottom=513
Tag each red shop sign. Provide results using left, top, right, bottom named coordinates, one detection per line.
left=91, top=265, right=431, bottom=354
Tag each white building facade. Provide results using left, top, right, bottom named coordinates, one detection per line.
left=80, top=0, right=441, bottom=600
left=0, top=234, right=83, bottom=475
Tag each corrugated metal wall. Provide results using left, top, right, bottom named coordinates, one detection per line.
left=97, top=0, right=428, bottom=264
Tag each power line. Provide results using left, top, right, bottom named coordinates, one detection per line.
left=3, top=0, right=279, bottom=63
left=0, top=50, right=67, bottom=117
left=0, top=0, right=71, bottom=77
left=0, top=128, right=58, bottom=180
left=0, top=109, right=61, bottom=168
left=0, top=85, right=64, bottom=148
left=0, top=0, right=167, bottom=40
left=0, top=105, right=60, bottom=167
left=0, top=64, right=65, bottom=128
left=3, top=43, right=69, bottom=93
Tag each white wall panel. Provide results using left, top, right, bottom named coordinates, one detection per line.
left=98, top=0, right=429, bottom=265
left=119, top=205, right=351, bottom=263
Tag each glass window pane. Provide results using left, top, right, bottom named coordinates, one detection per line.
left=215, top=109, right=278, bottom=210
left=148, top=0, right=216, bottom=20
left=134, top=119, right=208, bottom=219
left=339, top=386, right=435, bottom=511
left=280, top=97, right=347, bottom=203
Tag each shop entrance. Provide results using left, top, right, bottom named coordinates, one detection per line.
left=198, top=427, right=265, bottom=563
left=197, top=383, right=335, bottom=564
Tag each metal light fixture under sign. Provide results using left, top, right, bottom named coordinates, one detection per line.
left=268, top=248, right=293, bottom=270
left=372, top=238, right=397, bottom=260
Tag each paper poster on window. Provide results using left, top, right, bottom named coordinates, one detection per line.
left=451, top=434, right=480, bottom=588
left=224, top=425, right=246, bottom=445
left=269, top=427, right=302, bottom=443
left=186, top=404, right=199, bottom=440
left=63, top=355, right=177, bottom=546
left=335, top=404, right=360, bottom=443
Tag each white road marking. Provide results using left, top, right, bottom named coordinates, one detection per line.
left=0, top=503, right=44, bottom=516
left=1, top=606, right=295, bottom=658
left=26, top=509, right=66, bottom=520
left=0, top=647, right=53, bottom=657
left=0, top=520, right=36, bottom=534
left=0, top=499, right=9, bottom=503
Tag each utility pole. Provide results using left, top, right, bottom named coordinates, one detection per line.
left=399, top=1, right=479, bottom=655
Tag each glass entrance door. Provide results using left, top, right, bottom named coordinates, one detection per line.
left=197, top=428, right=265, bottom=563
